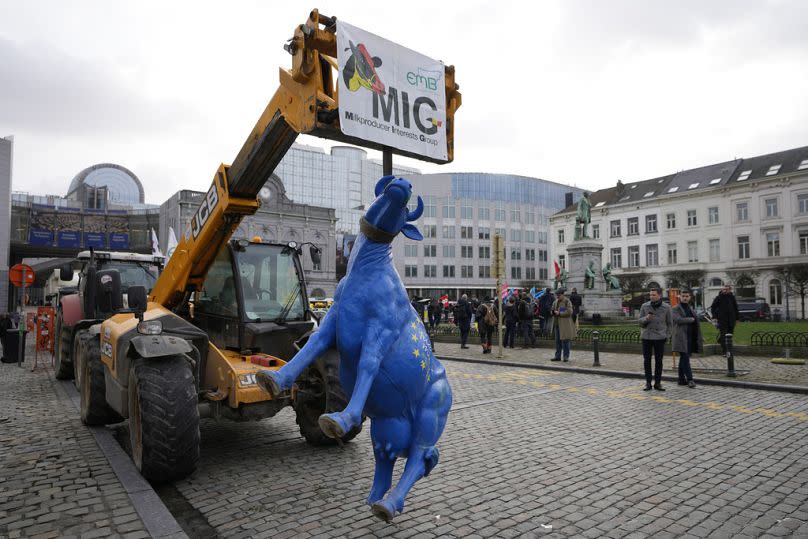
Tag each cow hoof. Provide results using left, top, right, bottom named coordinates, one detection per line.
left=256, top=370, right=283, bottom=398
left=318, top=413, right=346, bottom=439
left=371, top=500, right=397, bottom=523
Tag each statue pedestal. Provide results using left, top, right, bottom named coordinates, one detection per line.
left=566, top=241, right=624, bottom=319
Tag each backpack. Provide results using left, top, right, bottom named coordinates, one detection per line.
left=483, top=304, right=497, bottom=326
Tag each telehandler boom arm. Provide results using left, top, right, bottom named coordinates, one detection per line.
left=149, top=9, right=461, bottom=310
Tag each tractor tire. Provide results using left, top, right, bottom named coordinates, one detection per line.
left=293, top=350, right=364, bottom=445
left=53, top=313, right=73, bottom=380
left=79, top=337, right=122, bottom=426
left=73, top=331, right=88, bottom=390
left=128, top=356, right=199, bottom=482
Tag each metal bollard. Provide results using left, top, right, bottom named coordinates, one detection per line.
left=592, top=331, right=601, bottom=367
left=725, top=333, right=736, bottom=377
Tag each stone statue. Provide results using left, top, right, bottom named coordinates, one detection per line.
left=256, top=176, right=451, bottom=523
left=574, top=192, right=591, bottom=240
left=585, top=260, right=597, bottom=290
left=554, top=267, right=569, bottom=291
left=602, top=263, right=620, bottom=290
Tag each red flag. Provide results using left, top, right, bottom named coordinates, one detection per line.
left=554, top=260, right=561, bottom=276
left=439, top=294, right=449, bottom=307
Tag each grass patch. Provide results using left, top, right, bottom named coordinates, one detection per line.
left=579, top=321, right=808, bottom=345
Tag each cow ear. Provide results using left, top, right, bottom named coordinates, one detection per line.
left=401, top=223, right=423, bottom=241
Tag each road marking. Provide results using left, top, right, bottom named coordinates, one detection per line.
left=447, top=369, right=808, bottom=422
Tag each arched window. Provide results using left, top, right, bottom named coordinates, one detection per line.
left=769, top=279, right=782, bottom=305
left=709, top=278, right=723, bottom=287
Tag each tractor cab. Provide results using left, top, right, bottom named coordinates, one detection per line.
left=190, top=239, right=315, bottom=360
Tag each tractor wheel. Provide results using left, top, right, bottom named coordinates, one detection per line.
left=53, top=313, right=73, bottom=380
left=128, top=356, right=199, bottom=482
left=294, top=350, right=363, bottom=445
left=73, top=331, right=87, bottom=390
left=79, top=337, right=122, bottom=426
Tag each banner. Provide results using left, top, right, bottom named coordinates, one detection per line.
left=56, top=208, right=81, bottom=248
left=84, top=211, right=106, bottom=248
left=108, top=215, right=129, bottom=249
left=28, top=204, right=56, bottom=246
left=337, top=21, right=448, bottom=161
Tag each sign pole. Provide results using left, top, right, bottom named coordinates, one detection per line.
left=18, top=267, right=25, bottom=368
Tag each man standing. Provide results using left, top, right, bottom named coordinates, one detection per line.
left=549, top=289, right=575, bottom=361
left=538, top=288, right=554, bottom=333
left=569, top=287, right=583, bottom=328
left=428, top=298, right=440, bottom=330
left=517, top=293, right=535, bottom=348
left=711, top=284, right=740, bottom=354
left=639, top=287, right=673, bottom=391
left=672, top=289, right=703, bottom=388
left=503, top=296, right=518, bottom=348
left=454, top=294, right=473, bottom=349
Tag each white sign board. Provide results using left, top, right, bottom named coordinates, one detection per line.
left=337, top=21, right=448, bottom=161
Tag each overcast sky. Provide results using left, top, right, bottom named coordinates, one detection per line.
left=2, top=0, right=807, bottom=204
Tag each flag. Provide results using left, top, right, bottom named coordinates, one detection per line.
left=166, top=227, right=179, bottom=260
left=151, top=228, right=163, bottom=257
left=500, top=282, right=510, bottom=300
left=439, top=294, right=449, bottom=307
left=529, top=287, right=537, bottom=298
left=533, top=288, right=546, bottom=300
left=554, top=260, right=561, bottom=277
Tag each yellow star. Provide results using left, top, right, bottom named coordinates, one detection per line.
left=413, top=348, right=420, bottom=358
left=411, top=333, right=418, bottom=342
left=420, top=360, right=427, bottom=370
left=410, top=321, right=417, bottom=329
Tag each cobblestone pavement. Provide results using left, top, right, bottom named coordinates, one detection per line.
left=434, top=341, right=808, bottom=388
left=170, top=359, right=808, bottom=538
left=0, top=357, right=151, bottom=539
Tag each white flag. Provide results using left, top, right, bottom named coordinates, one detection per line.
left=166, top=227, right=178, bottom=260
left=151, top=228, right=163, bottom=257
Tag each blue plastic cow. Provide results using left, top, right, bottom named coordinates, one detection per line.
left=257, top=176, right=452, bottom=522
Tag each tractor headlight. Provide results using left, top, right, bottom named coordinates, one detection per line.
left=137, top=320, right=163, bottom=335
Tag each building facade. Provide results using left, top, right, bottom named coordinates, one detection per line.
left=394, top=172, right=584, bottom=300
left=550, top=146, right=808, bottom=317
left=1, top=136, right=13, bottom=311
left=159, top=174, right=338, bottom=298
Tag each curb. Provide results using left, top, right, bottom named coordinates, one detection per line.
left=436, top=355, right=808, bottom=395
left=55, top=378, right=189, bottom=539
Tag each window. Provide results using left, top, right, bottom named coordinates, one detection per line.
left=404, top=245, right=418, bottom=257
left=460, top=226, right=473, bottom=239
left=443, top=265, right=455, bottom=278
left=511, top=229, right=522, bottom=242
left=610, top=248, right=622, bottom=268
left=404, top=265, right=417, bottom=277
left=798, top=194, right=808, bottom=214
left=478, top=207, right=490, bottom=221
left=709, top=239, right=720, bottom=262
left=495, top=227, right=506, bottom=240
left=510, top=210, right=521, bottom=222
left=769, top=279, right=782, bottom=304
left=737, top=170, right=752, bottom=181
left=708, top=207, right=719, bottom=225
left=460, top=206, right=473, bottom=219
left=442, top=245, right=456, bottom=258
left=666, top=213, right=676, bottom=229
left=423, top=225, right=437, bottom=238
left=688, top=241, right=698, bottom=262
left=461, top=265, right=473, bottom=278
left=687, top=210, right=697, bottom=227
left=643, top=192, right=654, bottom=198
left=766, top=164, right=781, bottom=176
left=709, top=178, right=721, bottom=185
left=525, top=248, right=535, bottom=261
left=442, top=225, right=455, bottom=239
left=511, top=266, right=522, bottom=279
left=767, top=232, right=780, bottom=257
left=559, top=254, right=565, bottom=269
left=479, top=246, right=490, bottom=259
left=558, top=229, right=565, bottom=244
left=667, top=243, right=677, bottom=265
left=646, top=214, right=658, bottom=233
left=688, top=183, right=699, bottom=190
left=800, top=231, right=808, bottom=255
left=461, top=245, right=473, bottom=258
left=525, top=230, right=536, bottom=243
left=628, top=246, right=640, bottom=267
left=646, top=244, right=658, bottom=267
left=510, top=249, right=522, bottom=261
left=610, top=220, right=621, bottom=238
left=423, top=245, right=436, bottom=257
left=737, top=236, right=750, bottom=259
left=595, top=201, right=606, bottom=207
left=526, top=267, right=536, bottom=280
left=441, top=200, right=455, bottom=218
left=667, top=186, right=679, bottom=193
left=495, top=208, right=506, bottom=221
left=478, top=265, right=491, bottom=278
left=478, top=227, right=490, bottom=240
left=628, top=217, right=639, bottom=236
left=539, top=250, right=548, bottom=262
left=710, top=278, right=724, bottom=287
left=525, top=212, right=535, bottom=225
left=539, top=268, right=548, bottom=280
left=736, top=202, right=749, bottom=222
left=799, top=159, right=808, bottom=171
left=423, top=265, right=436, bottom=278
left=538, top=231, right=548, bottom=244
left=424, top=196, right=437, bottom=217
left=592, top=224, right=600, bottom=239
left=765, top=198, right=779, bottom=218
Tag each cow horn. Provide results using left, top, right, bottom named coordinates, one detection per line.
left=374, top=175, right=396, bottom=197
left=407, top=196, right=424, bottom=221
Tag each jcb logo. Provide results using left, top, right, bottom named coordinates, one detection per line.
left=191, top=184, right=219, bottom=239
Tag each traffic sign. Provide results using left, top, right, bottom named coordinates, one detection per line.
left=9, top=264, right=35, bottom=288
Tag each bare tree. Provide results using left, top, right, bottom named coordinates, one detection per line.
left=774, top=264, right=808, bottom=320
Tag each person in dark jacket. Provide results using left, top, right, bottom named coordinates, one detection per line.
left=503, top=296, right=518, bottom=348
left=0, top=313, right=11, bottom=362
left=476, top=299, right=497, bottom=354
left=569, top=288, right=583, bottom=326
left=538, top=288, right=554, bottom=333
left=428, top=298, right=440, bottom=330
left=517, top=293, right=535, bottom=348
left=672, top=289, right=703, bottom=388
left=454, top=294, right=473, bottom=349
left=710, top=285, right=740, bottom=354
left=411, top=297, right=422, bottom=319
